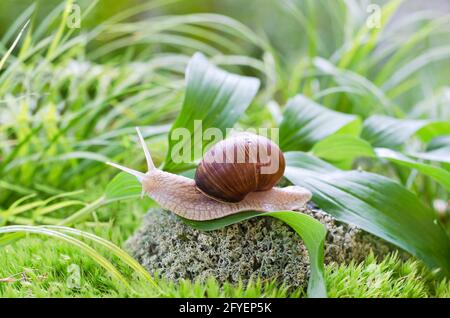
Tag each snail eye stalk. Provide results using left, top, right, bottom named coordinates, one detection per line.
left=135, top=127, right=155, bottom=171
left=106, top=127, right=156, bottom=182
left=105, top=161, right=146, bottom=183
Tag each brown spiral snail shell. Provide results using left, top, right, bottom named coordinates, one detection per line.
left=195, top=133, right=285, bottom=203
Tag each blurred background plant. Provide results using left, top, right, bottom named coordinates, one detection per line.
left=0, top=0, right=449, bottom=297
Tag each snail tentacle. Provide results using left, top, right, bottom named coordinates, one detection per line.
left=106, top=161, right=146, bottom=182
left=135, top=127, right=155, bottom=171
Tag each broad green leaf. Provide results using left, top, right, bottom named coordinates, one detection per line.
left=284, top=152, right=450, bottom=276
left=417, top=122, right=450, bottom=144
left=279, top=95, right=361, bottom=151
left=410, top=136, right=450, bottom=165
left=361, top=115, right=450, bottom=149
left=375, top=148, right=450, bottom=192
left=182, top=211, right=260, bottom=230
left=183, top=210, right=327, bottom=298
left=427, top=135, right=450, bottom=151
left=311, top=134, right=375, bottom=168
left=104, top=172, right=141, bottom=202
left=66, top=173, right=142, bottom=227
left=410, top=148, right=450, bottom=165
left=163, top=52, right=260, bottom=172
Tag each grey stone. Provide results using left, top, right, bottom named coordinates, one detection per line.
left=126, top=206, right=392, bottom=289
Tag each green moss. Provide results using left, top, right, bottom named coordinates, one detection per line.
left=1, top=234, right=448, bottom=297
left=326, top=253, right=450, bottom=298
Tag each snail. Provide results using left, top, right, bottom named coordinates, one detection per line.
left=106, top=128, right=312, bottom=221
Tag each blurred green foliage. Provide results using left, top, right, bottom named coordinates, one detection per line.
left=1, top=0, right=449, bottom=297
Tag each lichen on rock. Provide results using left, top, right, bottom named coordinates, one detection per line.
left=127, top=205, right=391, bottom=289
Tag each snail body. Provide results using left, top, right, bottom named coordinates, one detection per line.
left=107, top=128, right=312, bottom=221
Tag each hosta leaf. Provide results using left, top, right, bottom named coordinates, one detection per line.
left=284, top=151, right=450, bottom=276
left=361, top=115, right=450, bottom=149
left=427, top=135, right=450, bottom=150
left=410, top=149, right=450, bottom=165
left=163, top=52, right=260, bottom=172
left=311, top=134, right=375, bottom=168
left=183, top=210, right=327, bottom=298
left=279, top=95, right=361, bottom=151
left=417, top=123, right=450, bottom=144
left=375, top=148, right=450, bottom=192
left=104, top=172, right=141, bottom=202
left=410, top=136, right=450, bottom=165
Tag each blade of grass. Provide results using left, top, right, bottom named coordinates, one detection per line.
left=0, top=225, right=129, bottom=287
left=0, top=20, right=30, bottom=71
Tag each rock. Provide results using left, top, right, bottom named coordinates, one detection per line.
left=126, top=205, right=392, bottom=289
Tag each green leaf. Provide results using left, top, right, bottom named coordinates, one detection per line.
left=361, top=115, right=450, bottom=149
left=382, top=46, right=450, bottom=92
left=69, top=172, right=141, bottom=228
left=279, top=95, right=361, bottom=151
left=163, top=52, right=260, bottom=172
left=0, top=20, right=29, bottom=71
left=104, top=172, right=141, bottom=202
left=410, top=136, right=450, bottom=165
left=311, top=134, right=375, bottom=168
left=427, top=135, right=450, bottom=151
left=182, top=210, right=327, bottom=298
left=417, top=123, right=450, bottom=144
left=410, top=149, right=450, bottom=165
left=284, top=151, right=450, bottom=276
left=313, top=57, right=391, bottom=114
left=375, top=148, right=450, bottom=192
